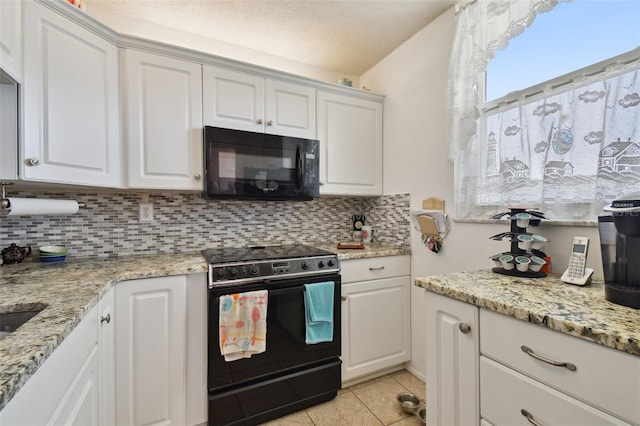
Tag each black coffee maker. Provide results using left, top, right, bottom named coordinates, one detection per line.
left=599, top=191, right=640, bottom=309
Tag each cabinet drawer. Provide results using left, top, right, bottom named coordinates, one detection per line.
left=340, top=255, right=409, bottom=283
left=480, top=309, right=640, bottom=424
left=481, top=357, right=630, bottom=426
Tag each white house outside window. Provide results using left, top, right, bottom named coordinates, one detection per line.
left=450, top=0, right=640, bottom=222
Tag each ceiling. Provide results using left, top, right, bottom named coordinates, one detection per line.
left=83, top=0, right=456, bottom=75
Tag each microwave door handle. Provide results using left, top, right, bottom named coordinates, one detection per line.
left=296, top=144, right=304, bottom=191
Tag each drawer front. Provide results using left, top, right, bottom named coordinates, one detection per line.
left=340, top=255, right=410, bottom=283
left=481, top=357, right=630, bottom=426
left=480, top=309, right=640, bottom=424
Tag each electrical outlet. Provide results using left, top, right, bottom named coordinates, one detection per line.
left=139, top=203, right=154, bottom=222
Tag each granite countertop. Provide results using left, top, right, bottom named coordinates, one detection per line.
left=415, top=269, right=640, bottom=357
left=314, top=243, right=411, bottom=260
left=0, top=243, right=408, bottom=411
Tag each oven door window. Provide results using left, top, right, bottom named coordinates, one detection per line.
left=208, top=275, right=341, bottom=391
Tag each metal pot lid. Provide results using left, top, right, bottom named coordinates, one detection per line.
left=604, top=191, right=640, bottom=212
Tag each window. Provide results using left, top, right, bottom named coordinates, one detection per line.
left=486, top=0, right=640, bottom=103
left=453, top=0, right=640, bottom=222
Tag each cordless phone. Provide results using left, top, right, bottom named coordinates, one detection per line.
left=561, top=236, right=594, bottom=285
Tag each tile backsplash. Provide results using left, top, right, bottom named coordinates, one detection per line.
left=1, top=190, right=410, bottom=258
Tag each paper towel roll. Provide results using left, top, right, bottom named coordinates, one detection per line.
left=7, top=198, right=80, bottom=216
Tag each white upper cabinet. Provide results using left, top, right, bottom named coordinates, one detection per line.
left=203, top=65, right=316, bottom=139
left=0, top=0, right=22, bottom=81
left=22, top=1, right=121, bottom=187
left=317, top=91, right=383, bottom=196
left=264, top=78, right=316, bottom=139
left=123, top=49, right=203, bottom=190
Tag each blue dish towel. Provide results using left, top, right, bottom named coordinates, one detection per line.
left=304, top=281, right=335, bottom=344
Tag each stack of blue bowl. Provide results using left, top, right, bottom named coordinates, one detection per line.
left=38, top=245, right=68, bottom=262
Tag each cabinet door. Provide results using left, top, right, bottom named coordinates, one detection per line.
left=265, top=79, right=316, bottom=139
left=425, top=292, right=479, bottom=426
left=481, top=357, right=630, bottom=426
left=203, top=65, right=265, bottom=133
left=341, top=276, right=411, bottom=383
left=115, top=276, right=187, bottom=426
left=22, top=1, right=121, bottom=187
left=124, top=49, right=203, bottom=190
left=98, top=288, right=115, bottom=426
left=0, top=305, right=99, bottom=426
left=0, top=0, right=21, bottom=81
left=317, top=91, right=383, bottom=196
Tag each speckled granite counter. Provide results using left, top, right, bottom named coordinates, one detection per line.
left=313, top=243, right=411, bottom=260
left=415, top=269, right=640, bottom=357
left=0, top=243, right=408, bottom=411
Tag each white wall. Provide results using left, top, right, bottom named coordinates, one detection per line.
left=361, top=7, right=603, bottom=379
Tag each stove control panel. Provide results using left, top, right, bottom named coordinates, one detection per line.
left=209, top=255, right=340, bottom=287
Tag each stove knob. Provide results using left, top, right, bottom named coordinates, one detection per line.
left=229, top=267, right=239, bottom=276
left=318, top=261, right=325, bottom=268
left=301, top=261, right=311, bottom=270
left=327, top=259, right=335, bottom=267
left=249, top=264, right=259, bottom=275
left=215, top=267, right=225, bottom=278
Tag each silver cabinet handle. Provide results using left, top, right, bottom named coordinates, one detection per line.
left=194, top=174, right=201, bottom=180
left=521, top=345, right=577, bottom=371
left=521, top=409, right=544, bottom=426
left=266, top=120, right=273, bottom=126
left=27, top=157, right=40, bottom=166
left=100, top=314, right=111, bottom=324
left=256, top=118, right=264, bottom=125
left=319, top=181, right=325, bottom=186
left=341, top=296, right=347, bottom=301
left=369, top=266, right=385, bottom=271
left=458, top=323, right=471, bottom=334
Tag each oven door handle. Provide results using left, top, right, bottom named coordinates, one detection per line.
left=214, top=285, right=303, bottom=301
left=213, top=282, right=337, bottom=300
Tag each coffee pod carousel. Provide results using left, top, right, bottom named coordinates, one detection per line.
left=489, top=207, right=548, bottom=278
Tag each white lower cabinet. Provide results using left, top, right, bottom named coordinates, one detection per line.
left=425, top=292, right=639, bottom=426
left=340, top=255, right=410, bottom=384
left=115, top=274, right=206, bottom=426
left=0, top=290, right=115, bottom=426
left=425, top=291, right=479, bottom=426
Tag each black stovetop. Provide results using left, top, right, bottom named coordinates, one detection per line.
left=202, top=244, right=335, bottom=265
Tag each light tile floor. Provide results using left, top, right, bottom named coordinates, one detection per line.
left=263, top=370, right=426, bottom=426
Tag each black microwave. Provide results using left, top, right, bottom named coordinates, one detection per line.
left=203, top=126, right=320, bottom=201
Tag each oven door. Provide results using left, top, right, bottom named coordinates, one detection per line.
left=208, top=273, right=341, bottom=392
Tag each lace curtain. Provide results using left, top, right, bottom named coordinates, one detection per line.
left=449, top=0, right=640, bottom=221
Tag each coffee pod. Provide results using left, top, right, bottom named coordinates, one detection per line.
left=499, top=254, right=514, bottom=270
left=515, top=212, right=531, bottom=228
left=529, top=255, right=546, bottom=272
left=517, top=234, right=533, bottom=250
left=515, top=256, right=531, bottom=272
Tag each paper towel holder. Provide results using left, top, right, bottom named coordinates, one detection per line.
left=0, top=182, right=87, bottom=210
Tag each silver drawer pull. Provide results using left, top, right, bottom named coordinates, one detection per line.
left=369, top=266, right=385, bottom=271
left=521, top=409, right=544, bottom=426
left=458, top=323, right=471, bottom=334
left=100, top=314, right=111, bottom=324
left=341, top=296, right=347, bottom=301
left=521, top=345, right=577, bottom=371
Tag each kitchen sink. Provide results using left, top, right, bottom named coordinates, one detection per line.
left=0, top=309, right=42, bottom=341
